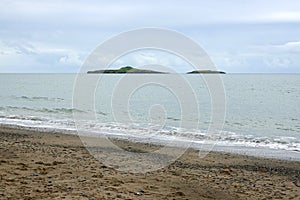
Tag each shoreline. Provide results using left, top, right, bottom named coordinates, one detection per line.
left=1, top=125, right=300, bottom=199
left=1, top=123, right=299, bottom=162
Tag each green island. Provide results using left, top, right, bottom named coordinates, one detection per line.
left=87, top=66, right=226, bottom=74
left=87, top=66, right=166, bottom=74
left=187, top=70, right=226, bottom=74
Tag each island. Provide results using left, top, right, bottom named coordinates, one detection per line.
left=187, top=70, right=226, bottom=74
left=87, top=66, right=166, bottom=74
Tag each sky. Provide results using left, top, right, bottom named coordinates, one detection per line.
left=0, top=0, right=300, bottom=73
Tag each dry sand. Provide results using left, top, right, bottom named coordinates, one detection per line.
left=0, top=126, right=299, bottom=199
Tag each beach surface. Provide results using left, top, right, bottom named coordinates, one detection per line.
left=0, top=126, right=299, bottom=200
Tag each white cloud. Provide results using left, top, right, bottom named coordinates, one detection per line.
left=108, top=50, right=193, bottom=73
left=59, top=52, right=83, bottom=66
left=275, top=41, right=300, bottom=53
left=263, top=11, right=300, bottom=22
left=211, top=41, right=300, bottom=72
left=263, top=57, right=292, bottom=68
left=0, top=40, right=85, bottom=72
left=250, top=41, right=300, bottom=54
left=4, top=41, right=37, bottom=55
left=258, top=42, right=300, bottom=70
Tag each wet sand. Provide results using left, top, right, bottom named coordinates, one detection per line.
left=0, top=126, right=299, bottom=199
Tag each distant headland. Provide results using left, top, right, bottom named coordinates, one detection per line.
left=87, top=66, right=226, bottom=74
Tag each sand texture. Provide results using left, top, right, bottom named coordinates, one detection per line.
left=0, top=126, right=299, bottom=200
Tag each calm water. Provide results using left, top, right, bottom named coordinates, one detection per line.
left=0, top=74, right=299, bottom=159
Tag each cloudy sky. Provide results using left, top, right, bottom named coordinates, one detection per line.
left=0, top=0, right=300, bottom=73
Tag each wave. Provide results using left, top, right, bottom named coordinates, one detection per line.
left=1, top=106, right=87, bottom=114
left=75, top=122, right=300, bottom=152
left=0, top=114, right=299, bottom=153
left=0, top=115, right=76, bottom=133
left=41, top=108, right=86, bottom=114
left=167, top=117, right=180, bottom=121
left=0, top=115, right=48, bottom=122
left=9, top=95, right=65, bottom=102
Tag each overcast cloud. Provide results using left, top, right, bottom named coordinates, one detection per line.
left=0, top=0, right=300, bottom=73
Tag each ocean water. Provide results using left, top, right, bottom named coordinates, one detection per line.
left=0, top=74, right=299, bottom=159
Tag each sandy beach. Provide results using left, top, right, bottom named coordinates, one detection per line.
left=0, top=126, right=299, bottom=200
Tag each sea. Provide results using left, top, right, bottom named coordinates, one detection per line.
left=0, top=73, right=299, bottom=160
